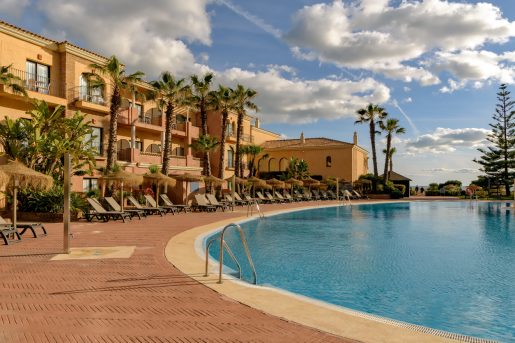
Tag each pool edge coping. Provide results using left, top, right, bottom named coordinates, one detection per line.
left=165, top=201, right=499, bottom=343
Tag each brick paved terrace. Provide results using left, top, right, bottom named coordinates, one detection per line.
left=0, top=200, right=362, bottom=343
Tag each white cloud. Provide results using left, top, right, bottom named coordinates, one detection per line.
left=285, top=0, right=515, bottom=86
left=0, top=0, right=29, bottom=17
left=217, top=66, right=390, bottom=123
left=36, top=0, right=212, bottom=77
left=423, top=168, right=477, bottom=174
left=402, top=97, right=412, bottom=103
left=404, top=127, right=490, bottom=154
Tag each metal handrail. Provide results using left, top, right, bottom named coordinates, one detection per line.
left=204, top=237, right=242, bottom=279
left=247, top=199, right=264, bottom=218
left=204, top=223, right=257, bottom=284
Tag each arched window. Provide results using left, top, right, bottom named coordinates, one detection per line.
left=227, top=148, right=234, bottom=168
left=326, top=156, right=332, bottom=167
left=268, top=158, right=276, bottom=172
left=145, top=144, right=161, bottom=154
left=279, top=158, right=289, bottom=171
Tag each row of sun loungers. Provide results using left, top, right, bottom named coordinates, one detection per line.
left=0, top=215, right=47, bottom=245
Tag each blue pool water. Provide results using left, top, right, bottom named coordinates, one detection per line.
left=206, top=202, right=515, bottom=341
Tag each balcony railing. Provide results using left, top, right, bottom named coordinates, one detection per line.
left=7, top=66, right=64, bottom=98
left=73, top=86, right=107, bottom=106
left=138, top=113, right=162, bottom=126
left=226, top=130, right=253, bottom=143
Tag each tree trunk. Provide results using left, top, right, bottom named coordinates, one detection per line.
left=205, top=151, right=211, bottom=176
left=218, top=110, right=228, bottom=179
left=370, top=120, right=378, bottom=178
left=106, top=85, right=121, bottom=172
left=161, top=102, right=173, bottom=175
left=234, top=111, right=244, bottom=177
left=383, top=135, right=391, bottom=183
left=389, top=156, right=393, bottom=175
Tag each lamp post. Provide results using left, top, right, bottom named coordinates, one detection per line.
left=63, top=153, right=71, bottom=254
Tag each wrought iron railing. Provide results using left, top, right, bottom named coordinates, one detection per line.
left=226, top=129, right=253, bottom=143
left=72, top=86, right=107, bottom=106
left=7, top=66, right=64, bottom=98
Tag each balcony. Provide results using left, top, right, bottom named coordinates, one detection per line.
left=72, top=86, right=109, bottom=113
left=118, top=108, right=164, bottom=133
left=225, top=130, right=253, bottom=143
left=0, top=67, right=67, bottom=106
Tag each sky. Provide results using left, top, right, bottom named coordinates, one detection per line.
left=2, top=0, right=515, bottom=186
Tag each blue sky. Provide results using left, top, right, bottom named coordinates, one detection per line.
left=2, top=0, right=515, bottom=185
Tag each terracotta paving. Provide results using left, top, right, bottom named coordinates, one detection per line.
left=0, top=201, right=363, bottom=343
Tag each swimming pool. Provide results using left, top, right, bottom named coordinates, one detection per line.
left=206, top=202, right=514, bottom=342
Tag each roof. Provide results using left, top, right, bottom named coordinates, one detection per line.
left=381, top=171, right=412, bottom=181
left=261, top=137, right=354, bottom=149
left=0, top=20, right=109, bottom=62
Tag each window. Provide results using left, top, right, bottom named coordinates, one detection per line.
left=85, top=127, right=103, bottom=155
left=130, top=102, right=144, bottom=122
left=79, top=74, right=104, bottom=104
left=146, top=144, right=161, bottom=154
left=326, top=156, right=332, bottom=167
left=83, top=178, right=98, bottom=193
left=174, top=146, right=185, bottom=157
left=176, top=115, right=187, bottom=123
left=26, top=61, right=50, bottom=94
left=227, top=149, right=234, bottom=168
left=135, top=141, right=143, bottom=151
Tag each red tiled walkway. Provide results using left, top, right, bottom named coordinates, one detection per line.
left=0, top=201, right=360, bottom=343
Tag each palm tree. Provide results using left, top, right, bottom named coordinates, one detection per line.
left=232, top=84, right=259, bottom=177
left=209, top=85, right=235, bottom=179
left=190, top=134, right=219, bottom=176
left=0, top=64, right=27, bottom=96
left=355, top=104, right=388, bottom=178
left=380, top=119, right=405, bottom=183
left=150, top=72, right=189, bottom=175
left=240, top=144, right=264, bottom=177
left=382, top=147, right=397, bottom=176
left=89, top=56, right=144, bottom=172
left=190, top=72, right=214, bottom=135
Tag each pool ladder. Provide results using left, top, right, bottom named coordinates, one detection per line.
left=247, top=199, right=264, bottom=218
left=204, top=223, right=258, bottom=284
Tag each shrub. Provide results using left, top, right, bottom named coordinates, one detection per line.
left=16, top=186, right=86, bottom=214
left=390, top=188, right=404, bottom=199
left=394, top=184, right=406, bottom=195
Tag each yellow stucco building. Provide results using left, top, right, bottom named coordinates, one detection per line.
left=0, top=19, right=368, bottom=199
left=258, top=132, right=368, bottom=182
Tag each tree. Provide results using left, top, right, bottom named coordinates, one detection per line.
left=474, top=84, right=515, bottom=196
left=0, top=100, right=97, bottom=182
left=89, top=56, right=144, bottom=172
left=287, top=157, right=309, bottom=179
left=190, top=72, right=214, bottom=136
left=189, top=134, right=219, bottom=176
left=380, top=118, right=405, bottom=183
left=150, top=72, right=189, bottom=175
left=382, top=147, right=396, bottom=175
left=240, top=144, right=264, bottom=177
left=0, top=64, right=27, bottom=96
left=355, top=104, right=388, bottom=178
left=209, top=85, right=235, bottom=179
left=232, top=84, right=259, bottom=177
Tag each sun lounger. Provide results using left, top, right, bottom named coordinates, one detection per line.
left=256, top=191, right=274, bottom=203
left=160, top=194, right=190, bottom=213
left=293, top=190, right=305, bottom=201
left=326, top=190, right=338, bottom=200
left=193, top=194, right=217, bottom=212
left=283, top=192, right=299, bottom=202
left=234, top=193, right=253, bottom=205
left=0, top=215, right=47, bottom=238
left=144, top=195, right=176, bottom=215
left=243, top=194, right=261, bottom=204
left=353, top=190, right=369, bottom=199
left=104, top=197, right=145, bottom=219
left=86, top=198, right=132, bottom=222
left=206, top=194, right=232, bottom=211
left=275, top=191, right=293, bottom=202
left=319, top=190, right=330, bottom=200
left=311, top=190, right=321, bottom=200
left=225, top=194, right=247, bottom=206
left=0, top=224, right=20, bottom=245
left=127, top=196, right=166, bottom=216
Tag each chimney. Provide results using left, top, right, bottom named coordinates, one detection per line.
left=255, top=118, right=260, bottom=128
left=300, top=132, right=305, bottom=144
left=353, top=131, right=358, bottom=145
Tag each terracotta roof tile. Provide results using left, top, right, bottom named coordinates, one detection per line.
left=261, top=137, right=353, bottom=149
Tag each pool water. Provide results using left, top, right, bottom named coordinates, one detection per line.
left=207, top=202, right=515, bottom=341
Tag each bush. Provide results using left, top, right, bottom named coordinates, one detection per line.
left=425, top=190, right=441, bottom=196
left=16, top=186, right=86, bottom=214
left=394, top=184, right=406, bottom=195
left=390, top=188, right=404, bottom=199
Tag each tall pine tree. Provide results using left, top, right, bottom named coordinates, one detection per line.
left=474, top=84, right=515, bottom=196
